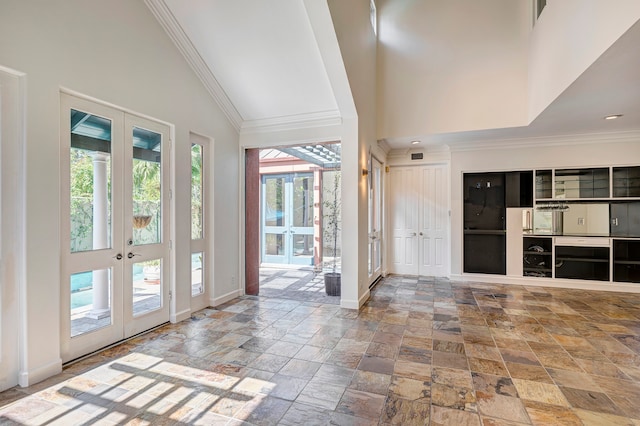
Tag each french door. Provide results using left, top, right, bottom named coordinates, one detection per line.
left=60, top=94, right=171, bottom=363
left=262, top=173, right=314, bottom=265
left=389, top=164, right=449, bottom=277
left=368, top=156, right=383, bottom=281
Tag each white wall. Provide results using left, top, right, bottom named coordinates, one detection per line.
left=328, top=0, right=378, bottom=306
left=0, top=67, right=26, bottom=392
left=0, top=0, right=239, bottom=386
left=450, top=134, right=640, bottom=276
left=377, top=0, right=531, bottom=139
left=529, top=0, right=640, bottom=121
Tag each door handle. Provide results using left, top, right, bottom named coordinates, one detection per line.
left=409, top=232, right=417, bottom=237
left=114, top=253, right=123, bottom=260
left=127, top=252, right=140, bottom=259
left=419, top=232, right=424, bottom=236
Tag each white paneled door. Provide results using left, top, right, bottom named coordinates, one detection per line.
left=389, top=165, right=449, bottom=277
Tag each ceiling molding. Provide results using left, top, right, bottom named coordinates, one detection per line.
left=376, top=139, right=392, bottom=155
left=144, top=0, right=243, bottom=131
left=448, top=130, right=640, bottom=152
left=240, top=110, right=342, bottom=134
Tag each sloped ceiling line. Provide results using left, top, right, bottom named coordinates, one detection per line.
left=144, top=0, right=243, bottom=131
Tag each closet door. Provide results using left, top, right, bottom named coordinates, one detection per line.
left=389, top=165, right=449, bottom=277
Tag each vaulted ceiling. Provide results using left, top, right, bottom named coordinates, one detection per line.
left=146, top=0, right=640, bottom=150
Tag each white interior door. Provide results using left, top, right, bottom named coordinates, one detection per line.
left=419, top=165, right=449, bottom=276
left=60, top=94, right=170, bottom=363
left=389, top=164, right=449, bottom=277
left=389, top=167, right=420, bottom=275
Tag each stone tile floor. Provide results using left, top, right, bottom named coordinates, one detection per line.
left=2, top=276, right=640, bottom=424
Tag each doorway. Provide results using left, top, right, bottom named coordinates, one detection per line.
left=245, top=143, right=342, bottom=303
left=388, top=164, right=450, bottom=277
left=262, top=173, right=315, bottom=265
left=60, top=94, right=171, bottom=363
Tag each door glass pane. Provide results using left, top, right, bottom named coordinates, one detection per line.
left=265, top=177, right=285, bottom=226
left=133, top=259, right=162, bottom=317
left=132, top=126, right=162, bottom=246
left=191, top=144, right=203, bottom=240
left=293, top=235, right=313, bottom=257
left=70, top=269, right=112, bottom=337
left=70, top=109, right=112, bottom=253
left=293, top=175, right=314, bottom=227
left=192, top=252, right=204, bottom=296
left=265, top=233, right=284, bottom=256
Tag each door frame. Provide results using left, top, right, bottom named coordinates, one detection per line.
left=60, top=91, right=173, bottom=363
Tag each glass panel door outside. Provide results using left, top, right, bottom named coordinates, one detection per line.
left=262, top=175, right=288, bottom=264
left=290, top=174, right=314, bottom=265
left=261, top=173, right=314, bottom=265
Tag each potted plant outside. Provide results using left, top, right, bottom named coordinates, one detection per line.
left=323, top=170, right=341, bottom=296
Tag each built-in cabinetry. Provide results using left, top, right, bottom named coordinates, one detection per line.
left=523, top=166, right=640, bottom=285
left=463, top=171, right=532, bottom=275
left=554, top=237, right=610, bottom=281
left=523, top=236, right=552, bottom=277
left=613, top=240, right=640, bottom=283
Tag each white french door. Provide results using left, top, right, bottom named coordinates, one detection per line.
left=60, top=94, right=171, bottom=363
left=368, top=156, right=383, bottom=281
left=261, top=173, right=315, bottom=266
left=389, top=164, right=449, bottom=277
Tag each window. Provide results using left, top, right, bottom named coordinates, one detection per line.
left=190, top=137, right=208, bottom=298
left=370, top=0, right=377, bottom=36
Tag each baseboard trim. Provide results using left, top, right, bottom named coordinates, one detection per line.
left=171, top=308, right=191, bottom=324
left=341, top=289, right=370, bottom=310
left=450, top=274, right=640, bottom=293
left=210, top=289, right=243, bottom=307
left=18, top=358, right=62, bottom=387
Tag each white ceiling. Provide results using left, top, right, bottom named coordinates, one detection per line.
left=155, top=1, right=640, bottom=148
left=163, top=0, right=338, bottom=125
left=383, top=19, right=640, bottom=149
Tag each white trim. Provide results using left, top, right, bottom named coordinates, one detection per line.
left=210, top=289, right=243, bottom=308
left=449, top=130, right=640, bottom=152
left=240, top=110, right=342, bottom=134
left=341, top=288, right=370, bottom=310
left=18, top=358, right=62, bottom=388
left=144, top=0, right=243, bottom=130
left=170, top=308, right=191, bottom=324
left=450, top=273, right=640, bottom=293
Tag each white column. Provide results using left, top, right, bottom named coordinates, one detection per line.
left=88, top=152, right=110, bottom=319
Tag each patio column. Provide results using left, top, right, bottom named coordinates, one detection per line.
left=88, top=152, right=110, bottom=319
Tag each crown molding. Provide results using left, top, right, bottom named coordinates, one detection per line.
left=144, top=0, right=243, bottom=131
left=376, top=139, right=392, bottom=155
left=240, top=110, right=342, bottom=134
left=449, top=130, right=640, bottom=152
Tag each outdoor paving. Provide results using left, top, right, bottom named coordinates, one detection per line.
left=259, top=267, right=341, bottom=305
